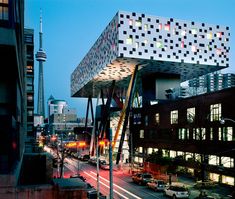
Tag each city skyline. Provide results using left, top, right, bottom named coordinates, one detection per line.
left=25, top=0, right=235, bottom=118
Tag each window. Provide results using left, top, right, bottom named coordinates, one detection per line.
left=144, top=39, right=148, bottom=45
left=27, top=94, right=33, bottom=101
left=145, top=115, right=148, bottom=126
left=216, top=48, right=222, bottom=55
left=135, top=42, right=139, bottom=49
left=126, top=37, right=133, bottom=45
left=171, top=110, right=178, bottom=124
left=221, top=157, right=234, bottom=168
left=133, top=113, right=141, bottom=124
left=209, top=155, right=219, bottom=166
left=164, top=24, right=170, bottom=31
left=138, top=147, right=143, bottom=153
left=155, top=113, right=160, bottom=124
left=140, top=130, right=144, bottom=138
left=27, top=65, right=33, bottom=73
left=193, top=128, right=206, bottom=140
left=210, top=103, right=221, bottom=121
left=191, top=45, right=197, bottom=52
left=144, top=24, right=148, bottom=31
left=135, top=20, right=142, bottom=27
left=181, top=41, right=184, bottom=48
left=156, top=41, right=163, bottom=48
left=129, top=19, right=133, bottom=25
left=0, top=0, right=9, bottom=20
left=191, top=28, right=197, bottom=35
left=158, top=23, right=162, bottom=30
left=220, top=127, right=234, bottom=141
left=210, top=128, right=213, bottom=140
left=178, top=128, right=189, bottom=140
left=216, top=32, right=222, bottom=38
left=181, top=30, right=186, bottom=36
left=27, top=110, right=33, bottom=116
left=187, top=107, right=195, bottom=123
left=147, top=148, right=153, bottom=154
left=207, top=32, right=213, bottom=39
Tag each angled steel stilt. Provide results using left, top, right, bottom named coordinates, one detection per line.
left=116, top=64, right=139, bottom=165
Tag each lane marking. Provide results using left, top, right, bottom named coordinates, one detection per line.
left=90, top=171, right=142, bottom=199
left=84, top=171, right=129, bottom=199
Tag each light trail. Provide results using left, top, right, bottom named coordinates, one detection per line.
left=84, top=171, right=129, bottom=199
left=90, top=171, right=142, bottom=199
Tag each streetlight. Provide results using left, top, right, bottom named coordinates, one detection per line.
left=220, top=117, right=235, bottom=124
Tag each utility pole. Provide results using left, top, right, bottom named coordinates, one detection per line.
left=109, top=128, right=113, bottom=199
left=96, top=130, right=100, bottom=199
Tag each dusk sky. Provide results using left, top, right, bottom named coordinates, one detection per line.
left=25, top=0, right=235, bottom=118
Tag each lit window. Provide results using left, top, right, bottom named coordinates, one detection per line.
left=181, top=30, right=186, bottom=36
left=187, top=107, right=195, bottom=123
left=221, top=127, right=233, bottom=141
left=181, top=41, right=184, bottom=48
left=191, top=45, right=197, bottom=52
left=147, top=148, right=153, bottom=154
left=0, top=0, right=9, bottom=20
left=222, top=175, right=234, bottom=186
left=155, top=113, right=160, bottom=124
left=135, top=20, right=142, bottom=27
left=140, top=130, right=144, bottom=138
left=126, top=37, right=133, bottom=45
left=210, top=128, right=213, bottom=140
left=158, top=23, right=162, bottom=30
left=170, top=110, right=178, bottom=124
left=191, top=28, right=197, bottom=35
left=129, top=19, right=133, bottom=25
left=144, top=24, right=148, bottom=31
left=209, top=155, right=219, bottom=166
left=164, top=24, right=170, bottom=31
left=27, top=95, right=33, bottom=101
left=135, top=42, right=139, bottom=49
left=172, top=28, right=176, bottom=35
left=138, top=147, right=143, bottom=153
left=221, top=157, right=234, bottom=168
left=207, top=32, right=213, bottom=39
left=193, top=128, right=206, bottom=140
left=144, top=39, right=148, bottom=45
left=216, top=48, right=222, bottom=55
left=216, top=32, right=222, bottom=38
left=210, top=103, right=221, bottom=121
left=27, top=65, right=33, bottom=73
left=156, top=41, right=163, bottom=48
left=178, top=128, right=188, bottom=140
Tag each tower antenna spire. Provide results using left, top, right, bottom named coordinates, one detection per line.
left=36, top=9, right=47, bottom=118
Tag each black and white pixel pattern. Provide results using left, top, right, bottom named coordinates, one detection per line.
left=71, top=11, right=230, bottom=97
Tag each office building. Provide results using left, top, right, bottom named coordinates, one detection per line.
left=24, top=28, right=35, bottom=152
left=0, top=0, right=26, bottom=186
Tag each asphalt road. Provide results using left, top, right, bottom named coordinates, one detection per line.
left=65, top=157, right=165, bottom=199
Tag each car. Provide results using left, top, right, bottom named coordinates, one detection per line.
left=132, top=173, right=154, bottom=185
left=99, top=160, right=110, bottom=170
left=88, top=157, right=97, bottom=165
left=164, top=185, right=190, bottom=199
left=80, top=154, right=90, bottom=161
left=147, top=179, right=165, bottom=191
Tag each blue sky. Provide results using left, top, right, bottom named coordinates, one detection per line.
left=25, top=0, right=235, bottom=118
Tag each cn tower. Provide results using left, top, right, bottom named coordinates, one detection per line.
left=36, top=10, right=47, bottom=118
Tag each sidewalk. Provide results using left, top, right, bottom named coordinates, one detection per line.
left=114, top=163, right=233, bottom=199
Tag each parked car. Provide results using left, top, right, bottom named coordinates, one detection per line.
left=80, top=154, right=90, bottom=161
left=99, top=160, right=109, bottom=170
left=132, top=173, right=154, bottom=185
left=88, top=157, right=97, bottom=165
left=164, top=185, right=190, bottom=199
left=147, top=179, right=165, bottom=191
left=70, top=174, right=86, bottom=182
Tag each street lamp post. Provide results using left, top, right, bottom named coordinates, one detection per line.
left=220, top=117, right=235, bottom=124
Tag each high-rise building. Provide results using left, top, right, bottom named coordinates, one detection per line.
left=0, top=0, right=26, bottom=186
left=24, top=28, right=35, bottom=152
left=189, top=72, right=235, bottom=94
left=36, top=11, right=47, bottom=118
